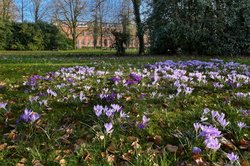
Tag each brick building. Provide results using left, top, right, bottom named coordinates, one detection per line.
left=60, top=21, right=142, bottom=49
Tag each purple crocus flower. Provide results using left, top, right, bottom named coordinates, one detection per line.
left=29, top=96, right=39, bottom=103
left=203, top=108, right=210, bottom=114
left=117, top=93, right=122, bottom=100
left=211, top=110, right=219, bottom=119
left=111, top=104, right=122, bottom=112
left=19, top=109, right=40, bottom=123
left=125, top=79, right=137, bottom=86
left=204, top=138, right=221, bottom=150
left=138, top=115, right=150, bottom=129
left=47, top=89, right=57, bottom=97
left=193, top=123, right=201, bottom=133
left=184, top=87, right=193, bottom=95
left=110, top=77, right=121, bottom=85
left=20, top=109, right=32, bottom=122
left=66, top=78, right=75, bottom=83
left=120, top=111, right=129, bottom=118
left=237, top=121, right=246, bottom=130
left=104, top=122, right=113, bottom=134
left=217, top=118, right=229, bottom=128
left=200, top=125, right=221, bottom=138
left=192, top=147, right=202, bottom=154
left=130, top=73, right=142, bottom=82
left=240, top=110, right=250, bottom=116
left=142, top=115, right=150, bottom=124
left=140, top=93, right=146, bottom=99
left=29, top=112, right=41, bottom=122
left=102, top=93, right=116, bottom=102
left=0, top=102, right=7, bottom=110
left=226, top=152, right=239, bottom=162
left=93, top=105, right=103, bottom=117
left=39, top=100, right=47, bottom=106
left=79, top=91, right=86, bottom=102
left=216, top=113, right=229, bottom=128
left=105, top=109, right=115, bottom=117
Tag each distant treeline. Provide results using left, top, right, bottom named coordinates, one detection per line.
left=148, top=0, right=250, bottom=56
left=0, top=21, right=72, bottom=50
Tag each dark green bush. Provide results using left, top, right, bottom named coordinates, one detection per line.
left=0, top=21, right=71, bottom=50
left=0, top=20, right=12, bottom=50
left=148, top=0, right=250, bottom=56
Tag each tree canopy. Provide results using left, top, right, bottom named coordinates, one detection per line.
left=148, top=0, right=250, bottom=55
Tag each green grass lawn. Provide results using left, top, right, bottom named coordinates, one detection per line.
left=0, top=51, right=250, bottom=165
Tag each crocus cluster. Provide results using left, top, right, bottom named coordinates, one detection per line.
left=125, top=73, right=143, bottom=86
left=93, top=104, right=129, bottom=134
left=193, top=107, right=248, bottom=163
left=194, top=109, right=223, bottom=151
left=18, top=109, right=40, bottom=123
left=15, top=58, right=250, bottom=163
left=109, top=76, right=121, bottom=85
left=93, top=104, right=126, bottom=118
left=199, top=125, right=221, bottom=150
left=211, top=111, right=230, bottom=128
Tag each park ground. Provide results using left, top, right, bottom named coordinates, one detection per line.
left=0, top=49, right=250, bottom=165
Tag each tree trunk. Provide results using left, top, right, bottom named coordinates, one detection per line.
left=131, top=0, right=145, bottom=55
left=21, top=0, right=24, bottom=22
left=72, top=28, right=77, bottom=49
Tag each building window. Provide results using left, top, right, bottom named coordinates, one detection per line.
left=76, top=40, right=79, bottom=48
left=81, top=40, right=85, bottom=45
left=87, top=31, right=90, bottom=36
left=82, top=31, right=85, bottom=36
left=104, top=39, right=108, bottom=47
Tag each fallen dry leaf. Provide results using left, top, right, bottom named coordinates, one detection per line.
left=101, top=152, right=107, bottom=158
left=165, top=144, right=178, bottom=153
left=9, top=130, right=17, bottom=140
left=107, top=154, right=115, bottom=164
left=125, top=96, right=132, bottom=101
left=59, top=159, right=66, bottom=166
left=220, top=137, right=237, bottom=150
left=107, top=143, right=116, bottom=154
left=147, top=135, right=162, bottom=146
left=32, top=160, right=44, bottom=166
left=121, top=152, right=131, bottom=161
left=127, top=136, right=138, bottom=142
left=82, top=151, right=91, bottom=161
left=19, top=158, right=27, bottom=164
left=192, top=154, right=208, bottom=166
left=0, top=143, right=7, bottom=151
left=131, top=140, right=140, bottom=149
left=7, top=145, right=17, bottom=150
left=16, top=158, right=27, bottom=166
left=16, top=163, right=25, bottom=166
left=120, top=150, right=133, bottom=162
left=242, top=160, right=249, bottom=166
left=239, top=139, right=250, bottom=150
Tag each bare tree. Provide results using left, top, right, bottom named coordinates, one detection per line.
left=91, top=0, right=110, bottom=48
left=131, top=0, right=145, bottom=55
left=15, top=0, right=29, bottom=22
left=21, top=0, right=25, bottom=22
left=0, top=0, right=16, bottom=20
left=53, top=0, right=87, bottom=49
left=30, top=0, right=48, bottom=22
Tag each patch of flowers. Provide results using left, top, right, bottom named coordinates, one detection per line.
left=5, top=59, right=249, bottom=164
left=18, top=109, right=40, bottom=123
left=193, top=108, right=248, bottom=164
